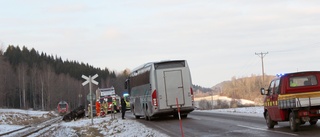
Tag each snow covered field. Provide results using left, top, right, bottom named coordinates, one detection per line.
left=0, top=106, right=264, bottom=137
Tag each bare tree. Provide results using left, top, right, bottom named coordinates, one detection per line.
left=0, top=57, right=17, bottom=107
left=17, top=63, right=28, bottom=109
left=0, top=56, right=5, bottom=106
left=0, top=41, right=4, bottom=55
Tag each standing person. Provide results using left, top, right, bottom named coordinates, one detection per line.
left=87, top=104, right=91, bottom=118
left=96, top=100, right=100, bottom=117
left=112, top=98, right=117, bottom=114
left=101, top=99, right=107, bottom=116
left=121, top=96, right=126, bottom=119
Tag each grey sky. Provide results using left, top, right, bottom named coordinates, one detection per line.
left=1, top=0, right=320, bottom=87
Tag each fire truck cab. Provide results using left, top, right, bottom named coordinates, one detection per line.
left=261, top=71, right=320, bottom=131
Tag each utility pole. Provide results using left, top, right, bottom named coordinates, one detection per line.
left=255, top=52, right=268, bottom=83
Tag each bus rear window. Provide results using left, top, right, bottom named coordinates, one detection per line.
left=154, top=61, right=185, bottom=70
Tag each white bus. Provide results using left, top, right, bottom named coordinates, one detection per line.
left=125, top=60, right=194, bottom=120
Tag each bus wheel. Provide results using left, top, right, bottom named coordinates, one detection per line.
left=309, top=119, right=318, bottom=125
left=265, top=111, right=275, bottom=129
left=289, top=112, right=299, bottom=132
left=173, top=114, right=178, bottom=118
left=145, top=115, right=151, bottom=121
left=181, top=114, right=188, bottom=118
left=144, top=115, right=149, bottom=121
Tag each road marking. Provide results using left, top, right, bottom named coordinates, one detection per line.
left=237, top=125, right=298, bottom=136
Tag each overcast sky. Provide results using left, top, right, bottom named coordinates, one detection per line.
left=1, top=0, right=320, bottom=87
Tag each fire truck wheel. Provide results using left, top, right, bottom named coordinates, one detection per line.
left=289, top=112, right=299, bottom=132
left=309, top=119, right=318, bottom=125
left=266, top=111, right=275, bottom=129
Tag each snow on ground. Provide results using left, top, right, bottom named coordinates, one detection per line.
left=194, top=95, right=258, bottom=107
left=0, top=107, right=264, bottom=137
left=49, top=116, right=169, bottom=137
left=196, top=106, right=264, bottom=118
left=0, top=108, right=169, bottom=137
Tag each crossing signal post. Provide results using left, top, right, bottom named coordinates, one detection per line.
left=82, top=74, right=99, bottom=125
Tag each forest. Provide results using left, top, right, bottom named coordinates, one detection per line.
left=0, top=45, right=129, bottom=111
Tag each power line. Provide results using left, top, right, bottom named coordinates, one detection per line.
left=255, top=52, right=268, bottom=83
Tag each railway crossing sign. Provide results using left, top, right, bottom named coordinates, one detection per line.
left=81, top=74, right=98, bottom=125
left=82, top=74, right=99, bottom=86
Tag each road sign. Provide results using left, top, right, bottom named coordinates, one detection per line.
left=87, top=93, right=96, bottom=101
left=82, top=74, right=99, bottom=86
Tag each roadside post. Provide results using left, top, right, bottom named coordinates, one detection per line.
left=176, top=98, right=184, bottom=137
left=82, top=74, right=99, bottom=125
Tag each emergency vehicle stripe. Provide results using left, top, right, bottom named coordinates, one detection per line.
left=278, top=91, right=320, bottom=100
left=264, top=101, right=279, bottom=107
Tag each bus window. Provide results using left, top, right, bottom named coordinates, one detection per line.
left=154, top=60, right=185, bottom=69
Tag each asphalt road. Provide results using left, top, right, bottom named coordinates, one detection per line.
left=125, top=111, right=320, bottom=137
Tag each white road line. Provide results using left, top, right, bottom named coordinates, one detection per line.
left=237, top=125, right=298, bottom=136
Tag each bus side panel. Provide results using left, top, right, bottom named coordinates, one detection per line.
left=131, top=84, right=150, bottom=116
left=164, top=70, right=185, bottom=106
left=182, top=68, right=193, bottom=107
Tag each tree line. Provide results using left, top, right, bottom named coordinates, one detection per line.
left=0, top=45, right=129, bottom=111
left=194, top=74, right=275, bottom=106
left=220, top=75, right=274, bottom=104
left=195, top=75, right=275, bottom=110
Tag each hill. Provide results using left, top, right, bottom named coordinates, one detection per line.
left=194, top=75, right=276, bottom=106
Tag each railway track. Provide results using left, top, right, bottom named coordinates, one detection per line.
left=0, top=116, right=63, bottom=137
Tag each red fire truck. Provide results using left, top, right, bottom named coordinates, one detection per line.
left=261, top=71, right=320, bottom=131
left=96, top=87, right=120, bottom=114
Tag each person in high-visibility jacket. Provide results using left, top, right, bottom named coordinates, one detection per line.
left=290, top=80, right=297, bottom=87
left=101, top=100, right=108, bottom=115
left=87, top=104, right=92, bottom=118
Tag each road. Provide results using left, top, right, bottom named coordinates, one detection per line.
left=126, top=111, right=320, bottom=137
